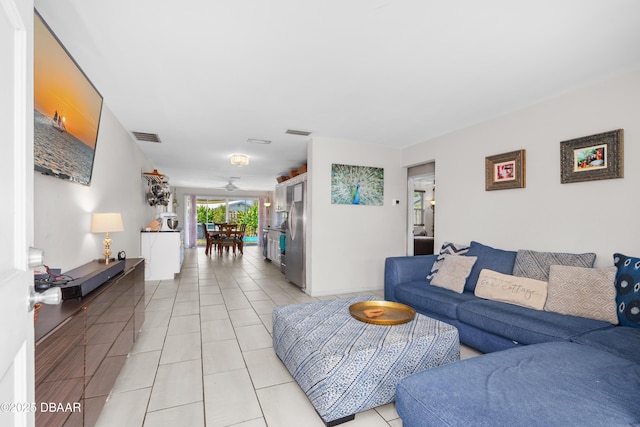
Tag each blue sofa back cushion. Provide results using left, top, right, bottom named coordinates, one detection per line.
left=613, top=253, right=640, bottom=328
left=463, top=241, right=517, bottom=293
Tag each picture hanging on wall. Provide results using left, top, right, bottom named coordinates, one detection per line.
left=33, top=10, right=104, bottom=186
left=331, top=164, right=384, bottom=205
left=485, top=149, right=526, bottom=191
left=560, top=129, right=624, bottom=184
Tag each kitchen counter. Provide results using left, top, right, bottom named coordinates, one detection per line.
left=140, top=230, right=184, bottom=280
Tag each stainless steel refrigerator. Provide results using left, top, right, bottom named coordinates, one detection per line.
left=285, top=178, right=306, bottom=289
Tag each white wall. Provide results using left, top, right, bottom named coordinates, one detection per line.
left=307, top=138, right=406, bottom=296
left=403, top=71, right=640, bottom=266
left=32, top=68, right=639, bottom=280
left=34, top=105, right=156, bottom=271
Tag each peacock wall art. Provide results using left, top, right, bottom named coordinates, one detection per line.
left=330, top=163, right=384, bottom=206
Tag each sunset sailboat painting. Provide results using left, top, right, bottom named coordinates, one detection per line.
left=33, top=11, right=103, bottom=186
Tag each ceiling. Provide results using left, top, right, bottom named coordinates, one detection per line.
left=35, top=1, right=640, bottom=192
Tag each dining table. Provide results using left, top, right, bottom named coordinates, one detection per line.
left=205, top=224, right=239, bottom=256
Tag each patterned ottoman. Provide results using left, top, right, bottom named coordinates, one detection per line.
left=272, top=296, right=460, bottom=426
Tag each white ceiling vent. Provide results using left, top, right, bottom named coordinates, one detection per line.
left=285, top=129, right=311, bottom=136
left=248, top=138, right=271, bottom=144
left=132, top=131, right=162, bottom=143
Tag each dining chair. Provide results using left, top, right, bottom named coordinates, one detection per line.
left=219, top=223, right=236, bottom=232
left=235, top=223, right=247, bottom=255
left=216, top=227, right=239, bottom=255
left=203, top=223, right=212, bottom=256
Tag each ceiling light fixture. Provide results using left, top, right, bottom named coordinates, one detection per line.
left=230, top=154, right=249, bottom=166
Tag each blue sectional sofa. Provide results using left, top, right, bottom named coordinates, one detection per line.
left=385, top=241, right=640, bottom=426
left=385, top=241, right=616, bottom=353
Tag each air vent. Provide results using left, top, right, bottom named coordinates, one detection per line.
left=132, top=131, right=161, bottom=143
left=248, top=138, right=271, bottom=144
left=285, top=129, right=312, bottom=136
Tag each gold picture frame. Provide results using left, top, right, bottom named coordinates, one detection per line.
left=560, top=129, right=624, bottom=184
left=485, top=149, right=526, bottom=191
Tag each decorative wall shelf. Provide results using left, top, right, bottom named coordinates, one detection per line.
left=142, top=170, right=171, bottom=207
left=142, top=169, right=169, bottom=185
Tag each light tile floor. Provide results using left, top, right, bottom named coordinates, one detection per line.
left=96, top=246, right=481, bottom=427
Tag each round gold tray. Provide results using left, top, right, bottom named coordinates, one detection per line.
left=349, top=300, right=416, bottom=325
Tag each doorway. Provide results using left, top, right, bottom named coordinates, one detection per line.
left=407, top=162, right=435, bottom=255
left=194, top=197, right=260, bottom=247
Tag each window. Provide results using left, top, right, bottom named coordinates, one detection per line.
left=196, top=197, right=259, bottom=243
left=413, top=190, right=425, bottom=226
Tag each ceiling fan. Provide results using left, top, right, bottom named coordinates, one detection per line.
left=218, top=177, right=242, bottom=192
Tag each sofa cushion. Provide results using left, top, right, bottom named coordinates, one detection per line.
left=463, top=241, right=517, bottom=293
left=430, top=255, right=477, bottom=294
left=572, top=327, right=640, bottom=364
left=512, top=249, right=596, bottom=281
left=613, top=253, right=640, bottom=328
left=474, top=269, right=547, bottom=310
left=396, top=341, right=640, bottom=427
left=545, top=265, right=618, bottom=324
left=394, top=282, right=476, bottom=320
left=384, top=256, right=437, bottom=303
left=457, top=299, right=612, bottom=345
left=426, top=242, right=469, bottom=280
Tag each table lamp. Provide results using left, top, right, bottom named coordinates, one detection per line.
left=91, top=213, right=124, bottom=264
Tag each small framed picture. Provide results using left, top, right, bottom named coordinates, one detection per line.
left=560, top=129, right=623, bottom=184
left=485, top=149, right=526, bottom=191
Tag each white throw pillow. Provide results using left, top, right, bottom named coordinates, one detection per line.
left=544, top=265, right=618, bottom=324
left=430, top=255, right=477, bottom=294
left=475, top=269, right=548, bottom=310
left=427, top=242, right=470, bottom=280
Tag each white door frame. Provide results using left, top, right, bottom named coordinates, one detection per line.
left=0, top=0, right=36, bottom=425
left=407, top=171, right=436, bottom=256
left=406, top=176, right=416, bottom=255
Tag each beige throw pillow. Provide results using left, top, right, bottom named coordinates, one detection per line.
left=430, top=255, right=477, bottom=294
left=544, top=265, right=618, bottom=324
left=475, top=269, right=548, bottom=310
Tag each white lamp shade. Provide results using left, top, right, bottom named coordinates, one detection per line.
left=91, top=213, right=124, bottom=233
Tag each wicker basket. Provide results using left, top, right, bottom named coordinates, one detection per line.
left=297, top=164, right=307, bottom=174
left=288, top=169, right=299, bottom=178
left=34, top=303, right=42, bottom=326
left=276, top=176, right=289, bottom=183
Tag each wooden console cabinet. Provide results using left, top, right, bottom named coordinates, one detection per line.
left=34, top=258, right=145, bottom=427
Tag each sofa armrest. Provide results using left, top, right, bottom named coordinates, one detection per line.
left=385, top=255, right=436, bottom=301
